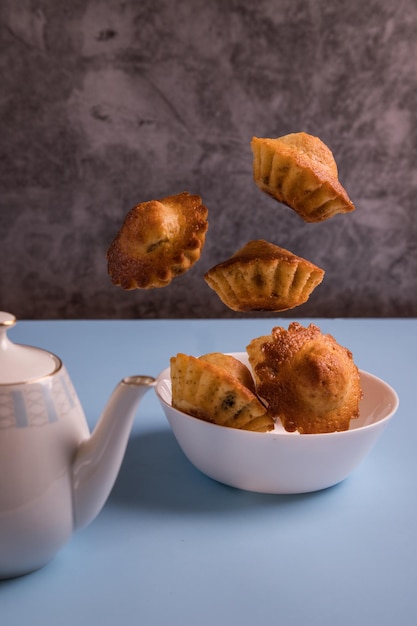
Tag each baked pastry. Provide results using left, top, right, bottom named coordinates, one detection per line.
left=247, top=322, right=362, bottom=434
left=170, top=352, right=274, bottom=432
left=251, top=132, right=355, bottom=222
left=107, top=191, right=208, bottom=289
left=198, top=352, right=256, bottom=393
left=204, top=239, right=324, bottom=312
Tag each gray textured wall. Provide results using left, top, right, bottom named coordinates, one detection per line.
left=1, top=0, right=416, bottom=320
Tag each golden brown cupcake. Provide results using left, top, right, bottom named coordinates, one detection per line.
left=251, top=132, right=355, bottom=222
left=170, top=353, right=274, bottom=432
left=204, top=239, right=324, bottom=312
left=107, top=191, right=208, bottom=289
left=198, top=352, right=256, bottom=393
left=247, top=322, right=362, bottom=434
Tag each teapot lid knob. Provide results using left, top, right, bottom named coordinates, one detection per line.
left=0, top=312, right=61, bottom=385
left=0, top=311, right=16, bottom=328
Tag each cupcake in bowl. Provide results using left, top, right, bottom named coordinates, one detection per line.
left=155, top=334, right=398, bottom=494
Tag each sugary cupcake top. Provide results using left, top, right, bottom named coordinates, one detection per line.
left=107, top=191, right=208, bottom=289
left=247, top=322, right=362, bottom=433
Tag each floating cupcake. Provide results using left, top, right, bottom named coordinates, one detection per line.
left=107, top=191, right=208, bottom=289
left=204, top=239, right=325, bottom=312
left=251, top=132, right=355, bottom=222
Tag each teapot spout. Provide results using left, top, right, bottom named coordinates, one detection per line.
left=72, top=375, right=155, bottom=531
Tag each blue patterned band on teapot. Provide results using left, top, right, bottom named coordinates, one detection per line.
left=0, top=369, right=78, bottom=430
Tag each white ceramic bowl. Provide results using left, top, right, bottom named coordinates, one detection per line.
left=155, top=352, right=399, bottom=494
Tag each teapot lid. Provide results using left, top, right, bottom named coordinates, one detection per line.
left=0, top=312, right=61, bottom=385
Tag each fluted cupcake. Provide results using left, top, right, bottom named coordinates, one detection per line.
left=247, top=322, right=362, bottom=434
left=170, top=352, right=274, bottom=432
left=251, top=132, right=355, bottom=222
left=198, top=352, right=257, bottom=393
left=107, top=191, right=208, bottom=289
left=204, top=239, right=324, bottom=312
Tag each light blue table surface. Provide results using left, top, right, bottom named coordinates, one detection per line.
left=0, top=318, right=415, bottom=625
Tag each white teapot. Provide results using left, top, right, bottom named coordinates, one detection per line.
left=0, top=311, right=155, bottom=579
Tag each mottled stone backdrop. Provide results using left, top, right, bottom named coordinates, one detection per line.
left=1, top=0, right=416, bottom=319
